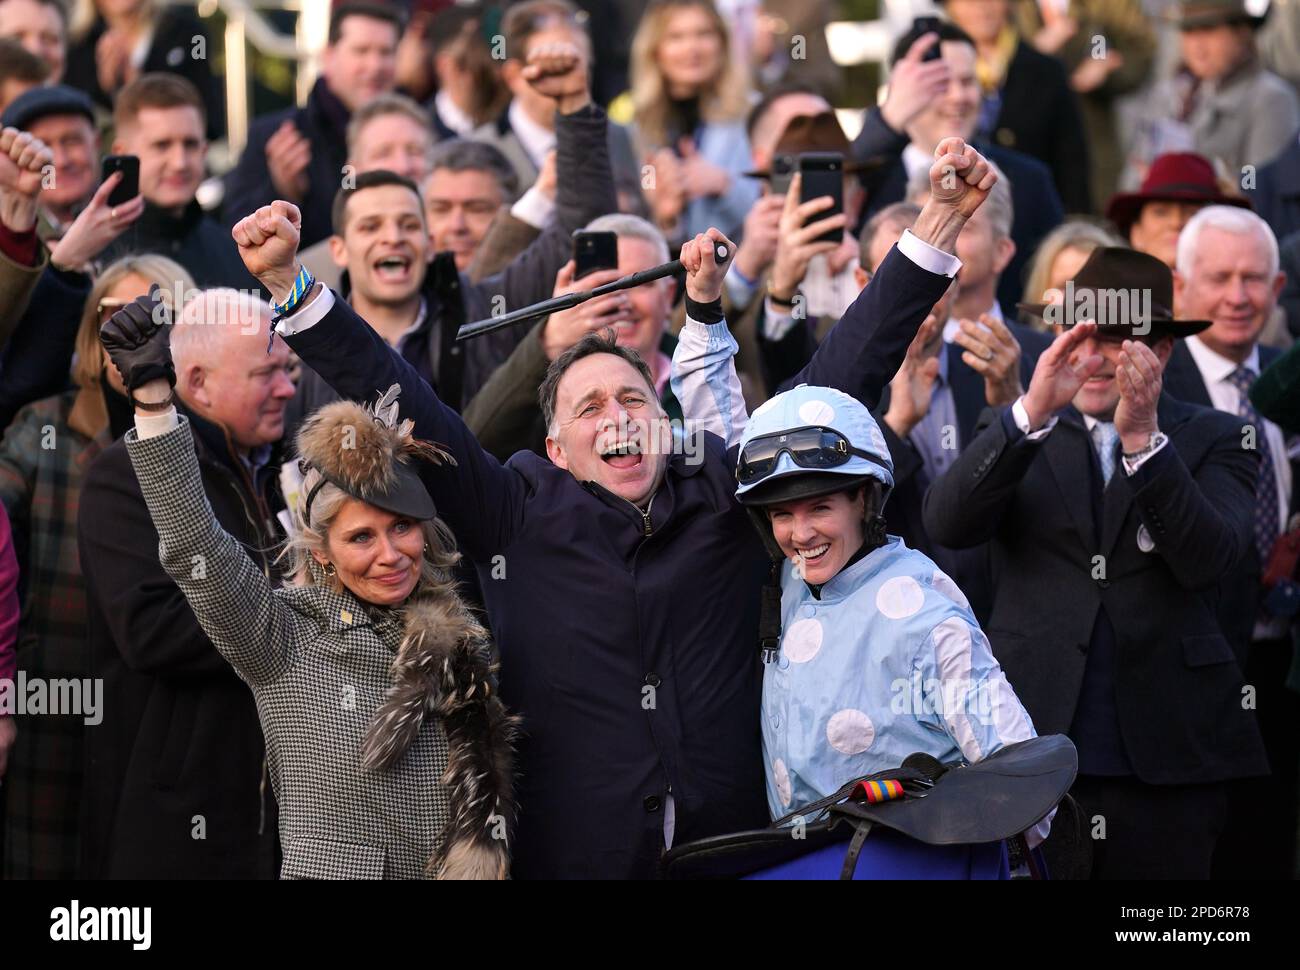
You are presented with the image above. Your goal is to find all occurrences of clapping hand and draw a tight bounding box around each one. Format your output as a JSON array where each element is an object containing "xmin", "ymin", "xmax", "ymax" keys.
[
  {"xmin": 1113, "ymin": 339, "xmax": 1164, "ymax": 452},
  {"xmin": 884, "ymin": 310, "xmax": 943, "ymax": 438},
  {"xmin": 1021, "ymin": 322, "xmax": 1103, "ymax": 429},
  {"xmin": 953, "ymin": 314, "xmax": 1024, "ymax": 407}
]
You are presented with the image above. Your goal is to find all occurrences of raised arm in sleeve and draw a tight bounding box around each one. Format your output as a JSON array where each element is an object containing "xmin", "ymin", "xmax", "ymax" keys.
[
  {"xmin": 278, "ymin": 289, "xmax": 528, "ymax": 562},
  {"xmin": 670, "ymin": 315, "xmax": 749, "ymax": 448},
  {"xmin": 122, "ymin": 416, "xmax": 294, "ymax": 686},
  {"xmin": 477, "ymin": 105, "xmax": 619, "ymax": 317}
]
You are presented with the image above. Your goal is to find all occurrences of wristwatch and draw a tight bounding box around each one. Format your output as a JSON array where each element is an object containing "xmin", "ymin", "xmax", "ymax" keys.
[
  {"xmin": 1122, "ymin": 430, "xmax": 1167, "ymax": 462},
  {"xmin": 130, "ymin": 389, "xmax": 176, "ymax": 412}
]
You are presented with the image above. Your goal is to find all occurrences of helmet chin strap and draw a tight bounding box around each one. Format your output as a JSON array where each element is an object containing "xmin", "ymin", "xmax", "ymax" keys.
[{"xmin": 748, "ymin": 482, "xmax": 889, "ymax": 664}]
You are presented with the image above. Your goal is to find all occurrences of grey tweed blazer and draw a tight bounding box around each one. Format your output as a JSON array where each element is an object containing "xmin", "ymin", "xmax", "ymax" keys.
[{"xmin": 126, "ymin": 418, "xmax": 451, "ymax": 879}]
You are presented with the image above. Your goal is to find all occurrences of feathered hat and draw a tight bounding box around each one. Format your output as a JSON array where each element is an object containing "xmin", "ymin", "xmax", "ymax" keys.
[{"xmin": 295, "ymin": 384, "xmax": 454, "ymax": 526}]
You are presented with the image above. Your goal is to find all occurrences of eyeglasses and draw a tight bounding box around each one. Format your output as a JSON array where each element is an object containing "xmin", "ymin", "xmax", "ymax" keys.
[
  {"xmin": 736, "ymin": 425, "xmax": 889, "ymax": 486},
  {"xmin": 97, "ymin": 297, "xmax": 131, "ymax": 322}
]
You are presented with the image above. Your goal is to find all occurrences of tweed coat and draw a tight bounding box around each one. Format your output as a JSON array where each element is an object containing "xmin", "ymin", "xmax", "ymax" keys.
[{"xmin": 125, "ymin": 417, "xmax": 460, "ymax": 880}]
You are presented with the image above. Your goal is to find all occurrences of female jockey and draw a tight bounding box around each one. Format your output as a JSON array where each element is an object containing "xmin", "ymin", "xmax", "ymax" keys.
[{"xmin": 672, "ymin": 325, "xmax": 1051, "ymax": 846}]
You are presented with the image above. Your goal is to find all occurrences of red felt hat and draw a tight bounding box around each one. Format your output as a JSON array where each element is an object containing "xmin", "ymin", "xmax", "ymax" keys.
[{"xmin": 1105, "ymin": 152, "xmax": 1252, "ymax": 237}]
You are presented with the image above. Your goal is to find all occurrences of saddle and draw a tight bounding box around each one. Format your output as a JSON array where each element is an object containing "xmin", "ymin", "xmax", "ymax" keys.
[{"xmin": 661, "ymin": 735, "xmax": 1079, "ymax": 880}]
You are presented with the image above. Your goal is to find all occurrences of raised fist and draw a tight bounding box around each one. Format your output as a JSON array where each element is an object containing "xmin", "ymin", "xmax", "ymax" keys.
[
  {"xmin": 929, "ymin": 137, "xmax": 997, "ymax": 219},
  {"xmin": 232, "ymin": 200, "xmax": 304, "ymax": 301},
  {"xmin": 100, "ymin": 286, "xmax": 175, "ymax": 392}
]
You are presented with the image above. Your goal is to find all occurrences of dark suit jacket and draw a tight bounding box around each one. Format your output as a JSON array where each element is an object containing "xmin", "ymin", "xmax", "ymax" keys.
[
  {"xmin": 984, "ymin": 40, "xmax": 1092, "ymax": 215},
  {"xmin": 923, "ymin": 394, "xmax": 1268, "ymax": 785},
  {"xmin": 278, "ymin": 240, "xmax": 953, "ymax": 877},
  {"xmin": 875, "ymin": 323, "xmax": 1050, "ymax": 622},
  {"xmin": 1162, "ymin": 341, "xmax": 1292, "ymax": 654},
  {"xmin": 851, "ymin": 108, "xmax": 1065, "ymax": 315},
  {"xmin": 1246, "ymin": 136, "xmax": 1300, "ymax": 243}
]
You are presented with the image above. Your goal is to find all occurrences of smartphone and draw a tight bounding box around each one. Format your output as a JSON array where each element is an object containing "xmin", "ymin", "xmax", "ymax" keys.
[
  {"xmin": 101, "ymin": 155, "xmax": 139, "ymax": 206},
  {"xmin": 769, "ymin": 153, "xmax": 796, "ymax": 195},
  {"xmin": 798, "ymin": 152, "xmax": 844, "ymax": 246},
  {"xmin": 572, "ymin": 230, "xmax": 619, "ymax": 281},
  {"xmin": 913, "ymin": 16, "xmax": 943, "ymax": 60}
]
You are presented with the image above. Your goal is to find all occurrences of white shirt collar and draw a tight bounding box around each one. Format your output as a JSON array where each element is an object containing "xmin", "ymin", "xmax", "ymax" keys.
[
  {"xmin": 434, "ymin": 90, "xmax": 476, "ymax": 138},
  {"xmin": 508, "ymin": 100, "xmax": 556, "ymax": 169},
  {"xmin": 1185, "ymin": 333, "xmax": 1261, "ymax": 384},
  {"xmin": 943, "ymin": 301, "xmax": 1003, "ymax": 343}
]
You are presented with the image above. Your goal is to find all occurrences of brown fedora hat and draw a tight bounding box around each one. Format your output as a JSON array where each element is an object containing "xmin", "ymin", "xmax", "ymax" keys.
[
  {"xmin": 1106, "ymin": 151, "xmax": 1252, "ymax": 236},
  {"xmin": 1018, "ymin": 247, "xmax": 1212, "ymax": 338},
  {"xmin": 745, "ymin": 111, "xmax": 880, "ymax": 179},
  {"xmin": 1174, "ymin": 0, "xmax": 1269, "ymax": 30}
]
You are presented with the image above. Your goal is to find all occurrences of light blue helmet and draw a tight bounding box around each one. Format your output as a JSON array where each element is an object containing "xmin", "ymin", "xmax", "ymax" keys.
[{"xmin": 735, "ymin": 385, "xmax": 894, "ymax": 507}]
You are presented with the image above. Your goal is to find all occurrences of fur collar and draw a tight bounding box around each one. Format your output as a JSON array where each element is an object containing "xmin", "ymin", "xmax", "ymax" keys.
[{"xmin": 361, "ymin": 589, "xmax": 520, "ymax": 880}]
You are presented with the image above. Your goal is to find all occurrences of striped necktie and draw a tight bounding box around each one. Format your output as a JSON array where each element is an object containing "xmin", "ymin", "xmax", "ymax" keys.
[{"xmin": 1228, "ymin": 366, "xmax": 1280, "ymax": 563}]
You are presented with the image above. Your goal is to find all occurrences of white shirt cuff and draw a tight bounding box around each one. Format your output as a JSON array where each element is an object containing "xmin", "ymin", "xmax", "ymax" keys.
[
  {"xmin": 897, "ymin": 229, "xmax": 962, "ymax": 278},
  {"xmin": 511, "ymin": 185, "xmax": 554, "ymax": 230},
  {"xmin": 135, "ymin": 406, "xmax": 179, "ymax": 439},
  {"xmin": 762, "ymin": 297, "xmax": 799, "ymax": 341},
  {"xmin": 1011, "ymin": 397, "xmax": 1057, "ymax": 440},
  {"xmin": 1121, "ymin": 434, "xmax": 1169, "ymax": 475},
  {"xmin": 275, "ymin": 285, "xmax": 334, "ymax": 336}
]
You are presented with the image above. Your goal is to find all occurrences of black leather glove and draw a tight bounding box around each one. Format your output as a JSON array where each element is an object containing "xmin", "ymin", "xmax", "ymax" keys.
[{"xmin": 99, "ymin": 285, "xmax": 175, "ymax": 392}]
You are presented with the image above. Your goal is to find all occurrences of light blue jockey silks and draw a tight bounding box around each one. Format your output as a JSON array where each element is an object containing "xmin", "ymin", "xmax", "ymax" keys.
[
  {"xmin": 667, "ymin": 323, "xmax": 1042, "ymax": 827},
  {"xmin": 734, "ymin": 385, "xmax": 1038, "ymax": 822},
  {"xmin": 762, "ymin": 534, "xmax": 1038, "ymax": 821}
]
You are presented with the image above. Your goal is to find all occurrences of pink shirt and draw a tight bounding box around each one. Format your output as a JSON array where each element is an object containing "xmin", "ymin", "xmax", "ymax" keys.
[{"xmin": 0, "ymin": 502, "xmax": 18, "ymax": 683}]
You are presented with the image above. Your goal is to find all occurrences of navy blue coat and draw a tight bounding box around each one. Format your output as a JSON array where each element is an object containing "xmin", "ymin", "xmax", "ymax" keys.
[{"xmin": 281, "ymin": 243, "xmax": 952, "ymax": 878}]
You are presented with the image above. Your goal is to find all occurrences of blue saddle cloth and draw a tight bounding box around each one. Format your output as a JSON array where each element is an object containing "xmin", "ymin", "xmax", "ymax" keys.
[{"xmin": 744, "ymin": 828, "xmax": 1010, "ymax": 880}]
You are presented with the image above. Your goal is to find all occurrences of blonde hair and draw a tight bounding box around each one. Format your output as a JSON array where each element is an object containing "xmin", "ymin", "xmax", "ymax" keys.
[
  {"xmin": 628, "ymin": 0, "xmax": 751, "ymax": 152},
  {"xmin": 1020, "ymin": 220, "xmax": 1125, "ymax": 329},
  {"xmin": 73, "ymin": 254, "xmax": 194, "ymax": 391},
  {"xmin": 280, "ymin": 469, "xmax": 463, "ymax": 606}
]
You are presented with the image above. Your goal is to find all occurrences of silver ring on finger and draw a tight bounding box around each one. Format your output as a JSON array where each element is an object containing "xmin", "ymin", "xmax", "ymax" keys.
[{"xmin": 110, "ymin": 207, "xmax": 117, "ymax": 220}]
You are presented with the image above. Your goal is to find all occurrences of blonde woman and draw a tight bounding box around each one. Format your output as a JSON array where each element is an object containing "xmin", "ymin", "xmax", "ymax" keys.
[
  {"xmin": 1019, "ymin": 220, "xmax": 1124, "ymax": 331},
  {"xmin": 0, "ymin": 254, "xmax": 191, "ymax": 880},
  {"xmin": 98, "ymin": 289, "xmax": 519, "ymax": 880},
  {"xmin": 63, "ymin": 0, "xmax": 222, "ymax": 138},
  {"xmin": 625, "ymin": 0, "xmax": 758, "ymax": 243}
]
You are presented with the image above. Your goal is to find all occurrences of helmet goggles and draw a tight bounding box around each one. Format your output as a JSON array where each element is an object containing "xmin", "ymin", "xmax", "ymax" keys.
[{"xmin": 736, "ymin": 425, "xmax": 892, "ymax": 487}]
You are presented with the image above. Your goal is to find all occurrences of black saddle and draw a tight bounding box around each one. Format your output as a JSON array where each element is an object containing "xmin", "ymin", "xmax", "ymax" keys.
[{"xmin": 661, "ymin": 735, "xmax": 1078, "ymax": 880}]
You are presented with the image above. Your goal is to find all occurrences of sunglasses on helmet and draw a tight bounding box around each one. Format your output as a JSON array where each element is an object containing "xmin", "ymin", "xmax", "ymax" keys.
[{"xmin": 736, "ymin": 425, "xmax": 890, "ymax": 486}]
